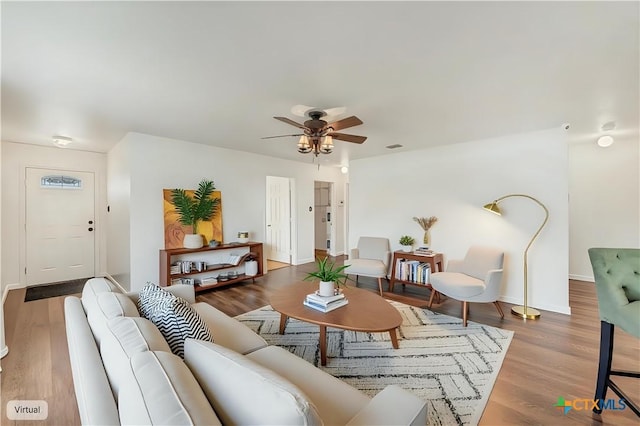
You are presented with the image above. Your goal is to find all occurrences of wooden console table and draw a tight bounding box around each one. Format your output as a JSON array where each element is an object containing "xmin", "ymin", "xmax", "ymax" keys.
[
  {"xmin": 389, "ymin": 250, "xmax": 444, "ymax": 295},
  {"xmin": 159, "ymin": 242, "xmax": 263, "ymax": 293}
]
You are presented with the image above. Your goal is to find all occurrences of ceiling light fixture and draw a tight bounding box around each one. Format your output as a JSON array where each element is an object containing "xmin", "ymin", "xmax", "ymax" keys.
[
  {"xmin": 597, "ymin": 135, "xmax": 614, "ymax": 148},
  {"xmin": 297, "ymin": 134, "xmax": 335, "ymax": 156},
  {"xmin": 597, "ymin": 121, "xmax": 616, "ymax": 148},
  {"xmin": 52, "ymin": 135, "xmax": 72, "ymax": 147},
  {"xmin": 265, "ymin": 110, "xmax": 366, "ymax": 157},
  {"xmin": 340, "ymin": 166, "xmax": 349, "ymax": 174}
]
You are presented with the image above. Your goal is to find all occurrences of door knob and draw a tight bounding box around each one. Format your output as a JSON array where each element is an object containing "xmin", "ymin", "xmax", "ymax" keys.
[{"xmin": 88, "ymin": 227, "xmax": 94, "ymax": 232}]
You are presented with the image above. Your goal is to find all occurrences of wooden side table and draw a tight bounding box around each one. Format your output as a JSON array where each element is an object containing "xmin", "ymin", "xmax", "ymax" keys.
[{"xmin": 389, "ymin": 250, "xmax": 444, "ymax": 294}]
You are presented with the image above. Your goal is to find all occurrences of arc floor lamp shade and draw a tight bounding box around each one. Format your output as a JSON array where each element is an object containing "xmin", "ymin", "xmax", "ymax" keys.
[{"xmin": 483, "ymin": 194, "xmax": 549, "ymax": 320}]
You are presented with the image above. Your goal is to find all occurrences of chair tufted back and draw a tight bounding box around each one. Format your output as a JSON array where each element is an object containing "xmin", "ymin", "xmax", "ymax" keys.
[{"xmin": 588, "ymin": 248, "xmax": 640, "ymax": 338}]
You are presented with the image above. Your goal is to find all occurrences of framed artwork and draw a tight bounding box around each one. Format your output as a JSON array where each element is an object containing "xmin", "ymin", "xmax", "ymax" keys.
[{"xmin": 163, "ymin": 189, "xmax": 223, "ymax": 249}]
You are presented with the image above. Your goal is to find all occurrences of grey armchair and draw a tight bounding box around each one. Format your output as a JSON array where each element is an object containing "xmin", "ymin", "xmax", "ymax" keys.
[
  {"xmin": 588, "ymin": 248, "xmax": 640, "ymax": 417},
  {"xmin": 344, "ymin": 237, "xmax": 391, "ymax": 296},
  {"xmin": 428, "ymin": 246, "xmax": 505, "ymax": 326}
]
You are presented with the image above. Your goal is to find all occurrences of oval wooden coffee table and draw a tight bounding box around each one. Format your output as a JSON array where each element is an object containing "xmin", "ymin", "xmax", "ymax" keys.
[{"xmin": 270, "ymin": 281, "xmax": 402, "ymax": 366}]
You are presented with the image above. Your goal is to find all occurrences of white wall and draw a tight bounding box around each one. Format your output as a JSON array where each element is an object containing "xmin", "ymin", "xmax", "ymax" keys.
[
  {"xmin": 349, "ymin": 127, "xmax": 570, "ymax": 315},
  {"xmin": 106, "ymin": 139, "xmax": 132, "ymax": 289},
  {"xmin": 1, "ymin": 142, "xmax": 108, "ymax": 292},
  {"xmin": 0, "ymin": 144, "xmax": 7, "ymax": 361},
  {"xmin": 108, "ymin": 133, "xmax": 346, "ymax": 291},
  {"xmin": 568, "ymin": 135, "xmax": 640, "ymax": 281}
]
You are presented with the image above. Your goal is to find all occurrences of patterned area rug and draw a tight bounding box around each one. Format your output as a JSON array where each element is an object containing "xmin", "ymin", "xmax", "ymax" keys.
[{"xmin": 236, "ymin": 301, "xmax": 513, "ymax": 425}]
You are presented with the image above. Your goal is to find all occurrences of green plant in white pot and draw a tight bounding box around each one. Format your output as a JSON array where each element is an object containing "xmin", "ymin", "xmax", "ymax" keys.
[
  {"xmin": 171, "ymin": 179, "xmax": 220, "ymax": 249},
  {"xmin": 399, "ymin": 235, "xmax": 415, "ymax": 252},
  {"xmin": 304, "ymin": 257, "xmax": 350, "ymax": 296}
]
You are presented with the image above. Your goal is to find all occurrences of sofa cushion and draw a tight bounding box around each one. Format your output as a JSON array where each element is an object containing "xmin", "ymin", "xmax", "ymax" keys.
[
  {"xmin": 247, "ymin": 345, "xmax": 371, "ymax": 425},
  {"xmin": 430, "ymin": 272, "xmax": 486, "ymax": 298},
  {"xmin": 100, "ymin": 317, "xmax": 172, "ymax": 399},
  {"xmin": 138, "ymin": 283, "xmax": 213, "ymax": 358},
  {"xmin": 64, "ymin": 297, "xmax": 120, "ymax": 426},
  {"xmin": 81, "ymin": 277, "xmax": 117, "ymax": 316},
  {"xmin": 118, "ymin": 351, "xmax": 221, "ymax": 426},
  {"xmin": 184, "ymin": 339, "xmax": 322, "ymax": 426},
  {"xmin": 192, "ymin": 302, "xmax": 267, "ymax": 354},
  {"xmin": 87, "ymin": 292, "xmax": 140, "ymax": 344}
]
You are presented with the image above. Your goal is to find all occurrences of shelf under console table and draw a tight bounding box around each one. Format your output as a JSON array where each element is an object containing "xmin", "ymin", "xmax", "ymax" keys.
[{"xmin": 388, "ymin": 250, "xmax": 444, "ymax": 300}]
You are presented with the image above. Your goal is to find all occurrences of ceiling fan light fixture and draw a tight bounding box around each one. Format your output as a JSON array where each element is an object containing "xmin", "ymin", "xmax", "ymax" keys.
[
  {"xmin": 267, "ymin": 112, "xmax": 366, "ymax": 157},
  {"xmin": 320, "ymin": 135, "xmax": 334, "ymax": 154},
  {"xmin": 297, "ymin": 135, "xmax": 312, "ymax": 153}
]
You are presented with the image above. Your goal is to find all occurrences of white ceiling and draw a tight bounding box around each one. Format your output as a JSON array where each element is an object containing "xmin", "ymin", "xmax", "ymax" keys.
[{"xmin": 2, "ymin": 1, "xmax": 638, "ymax": 167}]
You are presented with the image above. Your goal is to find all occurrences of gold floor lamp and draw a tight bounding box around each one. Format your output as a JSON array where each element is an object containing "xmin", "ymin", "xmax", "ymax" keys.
[{"xmin": 483, "ymin": 194, "xmax": 549, "ymax": 320}]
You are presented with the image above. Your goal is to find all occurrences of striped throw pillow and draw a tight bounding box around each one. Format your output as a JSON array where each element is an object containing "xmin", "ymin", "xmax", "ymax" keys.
[{"xmin": 137, "ymin": 283, "xmax": 213, "ymax": 358}]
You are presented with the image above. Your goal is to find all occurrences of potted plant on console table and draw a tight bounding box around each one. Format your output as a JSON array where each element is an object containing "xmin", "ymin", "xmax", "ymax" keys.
[
  {"xmin": 399, "ymin": 235, "xmax": 415, "ymax": 252},
  {"xmin": 304, "ymin": 257, "xmax": 350, "ymax": 297},
  {"xmin": 171, "ymin": 179, "xmax": 221, "ymax": 249}
]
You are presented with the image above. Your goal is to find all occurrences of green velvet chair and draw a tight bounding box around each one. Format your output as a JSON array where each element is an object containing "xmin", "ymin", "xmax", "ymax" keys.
[{"xmin": 588, "ymin": 248, "xmax": 640, "ymax": 417}]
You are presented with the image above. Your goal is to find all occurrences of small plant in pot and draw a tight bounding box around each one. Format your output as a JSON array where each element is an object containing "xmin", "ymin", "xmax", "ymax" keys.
[
  {"xmin": 171, "ymin": 179, "xmax": 220, "ymax": 249},
  {"xmin": 399, "ymin": 235, "xmax": 415, "ymax": 252},
  {"xmin": 304, "ymin": 257, "xmax": 350, "ymax": 297}
]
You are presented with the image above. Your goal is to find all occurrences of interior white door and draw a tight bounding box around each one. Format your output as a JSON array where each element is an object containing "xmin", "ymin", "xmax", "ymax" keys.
[
  {"xmin": 25, "ymin": 168, "xmax": 95, "ymax": 285},
  {"xmin": 265, "ymin": 176, "xmax": 291, "ymax": 263}
]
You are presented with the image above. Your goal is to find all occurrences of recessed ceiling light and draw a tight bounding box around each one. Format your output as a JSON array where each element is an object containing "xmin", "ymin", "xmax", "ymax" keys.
[
  {"xmin": 53, "ymin": 135, "xmax": 72, "ymax": 147},
  {"xmin": 340, "ymin": 166, "xmax": 349, "ymax": 174},
  {"xmin": 597, "ymin": 135, "xmax": 614, "ymax": 148}
]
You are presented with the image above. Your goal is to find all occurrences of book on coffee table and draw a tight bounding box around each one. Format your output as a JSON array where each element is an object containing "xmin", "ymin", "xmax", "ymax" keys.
[
  {"xmin": 303, "ymin": 298, "xmax": 349, "ymax": 313},
  {"xmin": 306, "ymin": 292, "xmax": 345, "ymax": 306}
]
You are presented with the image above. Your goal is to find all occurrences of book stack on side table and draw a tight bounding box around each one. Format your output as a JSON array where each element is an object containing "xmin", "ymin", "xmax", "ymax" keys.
[
  {"xmin": 413, "ymin": 247, "xmax": 435, "ymax": 256},
  {"xmin": 303, "ymin": 291, "xmax": 349, "ymax": 313}
]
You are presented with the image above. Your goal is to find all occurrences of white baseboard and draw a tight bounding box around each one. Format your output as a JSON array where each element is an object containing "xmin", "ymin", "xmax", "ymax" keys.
[
  {"xmin": 569, "ymin": 274, "xmax": 594, "ymax": 282},
  {"xmin": 2, "ymin": 283, "xmax": 25, "ymax": 305},
  {"xmin": 296, "ymin": 257, "xmax": 315, "ymax": 266}
]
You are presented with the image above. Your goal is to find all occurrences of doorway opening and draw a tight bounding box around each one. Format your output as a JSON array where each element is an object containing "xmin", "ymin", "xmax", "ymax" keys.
[
  {"xmin": 314, "ymin": 181, "xmax": 335, "ymax": 259},
  {"xmin": 265, "ymin": 176, "xmax": 293, "ymax": 270}
]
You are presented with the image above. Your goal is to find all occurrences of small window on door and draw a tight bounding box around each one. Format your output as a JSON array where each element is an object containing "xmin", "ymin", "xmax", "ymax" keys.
[{"xmin": 40, "ymin": 175, "xmax": 82, "ymax": 189}]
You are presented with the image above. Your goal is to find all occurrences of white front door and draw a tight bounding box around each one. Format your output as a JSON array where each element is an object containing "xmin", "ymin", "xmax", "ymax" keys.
[
  {"xmin": 25, "ymin": 168, "xmax": 95, "ymax": 285},
  {"xmin": 265, "ymin": 176, "xmax": 291, "ymax": 263}
]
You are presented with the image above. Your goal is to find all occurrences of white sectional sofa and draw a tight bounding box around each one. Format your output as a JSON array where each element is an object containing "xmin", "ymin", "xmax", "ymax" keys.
[{"xmin": 65, "ymin": 277, "xmax": 428, "ymax": 425}]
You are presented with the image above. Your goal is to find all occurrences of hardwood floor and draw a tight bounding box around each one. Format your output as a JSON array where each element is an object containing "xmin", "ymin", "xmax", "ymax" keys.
[{"xmin": 2, "ymin": 258, "xmax": 638, "ymax": 425}]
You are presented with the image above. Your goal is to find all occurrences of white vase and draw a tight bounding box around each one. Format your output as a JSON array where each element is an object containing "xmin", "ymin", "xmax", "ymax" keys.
[
  {"xmin": 183, "ymin": 234, "xmax": 204, "ymax": 249},
  {"xmin": 318, "ymin": 281, "xmax": 335, "ymax": 297},
  {"xmin": 401, "ymin": 245, "xmax": 412, "ymax": 252},
  {"xmin": 245, "ymin": 260, "xmax": 258, "ymax": 276}
]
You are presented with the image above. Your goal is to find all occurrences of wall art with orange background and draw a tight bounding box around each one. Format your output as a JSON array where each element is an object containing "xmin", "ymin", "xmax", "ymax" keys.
[{"xmin": 163, "ymin": 189, "xmax": 223, "ymax": 249}]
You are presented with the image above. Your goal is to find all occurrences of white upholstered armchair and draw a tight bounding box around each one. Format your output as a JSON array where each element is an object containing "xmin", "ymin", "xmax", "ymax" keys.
[
  {"xmin": 344, "ymin": 237, "xmax": 391, "ymax": 296},
  {"xmin": 428, "ymin": 246, "xmax": 505, "ymax": 326}
]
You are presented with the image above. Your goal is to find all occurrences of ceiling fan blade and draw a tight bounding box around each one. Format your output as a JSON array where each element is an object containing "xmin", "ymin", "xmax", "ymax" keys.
[
  {"xmin": 261, "ymin": 134, "xmax": 304, "ymax": 139},
  {"xmin": 327, "ymin": 116, "xmax": 363, "ymax": 131},
  {"xmin": 330, "ymin": 133, "xmax": 367, "ymax": 144},
  {"xmin": 274, "ymin": 116, "xmax": 306, "ymax": 129}
]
